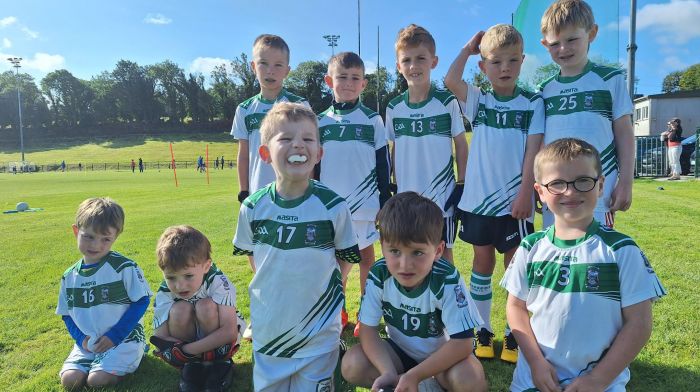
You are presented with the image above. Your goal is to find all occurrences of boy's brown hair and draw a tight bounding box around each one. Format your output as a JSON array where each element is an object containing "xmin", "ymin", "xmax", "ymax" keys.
[
  {"xmin": 534, "ymin": 138, "xmax": 602, "ymax": 183},
  {"xmin": 253, "ymin": 34, "xmax": 290, "ymax": 62},
  {"xmin": 327, "ymin": 51, "xmax": 365, "ymax": 75},
  {"xmin": 541, "ymin": 0, "xmax": 595, "ymax": 35},
  {"xmin": 75, "ymin": 197, "xmax": 125, "ymax": 235},
  {"xmin": 480, "ymin": 24, "xmax": 524, "ymax": 58},
  {"xmin": 259, "ymin": 102, "xmax": 319, "ymax": 145},
  {"xmin": 156, "ymin": 225, "xmax": 212, "ymax": 271},
  {"xmin": 376, "ymin": 191, "xmax": 443, "ymax": 246},
  {"xmin": 395, "ymin": 24, "xmax": 436, "ymax": 56}
]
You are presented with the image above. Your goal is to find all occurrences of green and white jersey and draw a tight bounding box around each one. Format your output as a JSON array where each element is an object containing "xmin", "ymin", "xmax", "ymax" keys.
[
  {"xmin": 152, "ymin": 263, "xmax": 236, "ymax": 329},
  {"xmin": 359, "ymin": 258, "xmax": 483, "ymax": 362},
  {"xmin": 318, "ymin": 102, "xmax": 387, "ymax": 221},
  {"xmin": 230, "ymin": 89, "xmax": 310, "ymax": 192},
  {"xmin": 539, "ymin": 62, "xmax": 633, "ymax": 214},
  {"xmin": 458, "ymin": 85, "xmax": 544, "ymax": 217},
  {"xmin": 386, "ymin": 88, "xmax": 465, "ymax": 216},
  {"xmin": 56, "ymin": 251, "xmax": 152, "ymax": 345},
  {"xmin": 500, "ymin": 221, "xmax": 666, "ymax": 391},
  {"xmin": 232, "ymin": 180, "xmax": 361, "ymax": 358}
]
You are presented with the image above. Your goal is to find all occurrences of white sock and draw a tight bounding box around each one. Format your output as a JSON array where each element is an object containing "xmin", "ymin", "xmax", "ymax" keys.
[{"xmin": 470, "ymin": 271, "xmax": 493, "ymax": 332}]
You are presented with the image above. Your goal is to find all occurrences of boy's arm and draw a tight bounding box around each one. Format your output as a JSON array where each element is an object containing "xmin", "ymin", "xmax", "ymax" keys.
[
  {"xmin": 95, "ymin": 295, "xmax": 149, "ymax": 352},
  {"xmin": 62, "ymin": 315, "xmax": 89, "ymax": 350},
  {"xmin": 358, "ymin": 324, "xmax": 400, "ymax": 390},
  {"xmin": 453, "ymin": 133, "xmax": 468, "ymax": 183},
  {"xmin": 610, "ymin": 115, "xmax": 634, "ymax": 213},
  {"xmin": 564, "ymin": 300, "xmax": 652, "ymax": 392},
  {"xmin": 182, "ymin": 304, "xmax": 238, "ymax": 355},
  {"xmin": 507, "ymin": 294, "xmax": 562, "ymax": 392},
  {"xmin": 397, "ymin": 337, "xmax": 472, "ymax": 390},
  {"xmin": 444, "ymin": 31, "xmax": 484, "ymax": 102},
  {"xmin": 236, "ymin": 140, "xmax": 250, "ymax": 199},
  {"xmin": 512, "ymin": 133, "xmax": 544, "ymax": 219}
]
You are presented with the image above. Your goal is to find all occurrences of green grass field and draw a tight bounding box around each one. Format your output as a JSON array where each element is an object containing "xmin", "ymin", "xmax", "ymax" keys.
[{"xmin": 1, "ymin": 137, "xmax": 699, "ymax": 391}]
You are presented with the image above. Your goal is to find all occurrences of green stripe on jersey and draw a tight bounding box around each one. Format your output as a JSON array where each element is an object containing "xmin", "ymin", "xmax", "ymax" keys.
[
  {"xmin": 472, "ymin": 104, "xmax": 535, "ymax": 132},
  {"xmin": 392, "ymin": 113, "xmax": 452, "ymax": 139},
  {"xmin": 66, "ymin": 281, "xmax": 130, "ymax": 308},
  {"xmin": 244, "ymin": 113, "xmax": 266, "ymax": 132},
  {"xmin": 544, "ymin": 90, "xmax": 613, "ymax": 121},
  {"xmin": 251, "ymin": 219, "xmax": 334, "ymax": 251},
  {"xmin": 471, "ymin": 174, "xmax": 522, "ymax": 216},
  {"xmin": 382, "ymin": 301, "xmax": 444, "ymax": 338},
  {"xmin": 600, "ymin": 143, "xmax": 618, "ymax": 176},
  {"xmin": 320, "ymin": 123, "xmax": 375, "ymax": 146},
  {"xmin": 123, "ymin": 324, "xmax": 145, "ymax": 343},
  {"xmin": 527, "ymin": 261, "xmax": 621, "ymax": 301}
]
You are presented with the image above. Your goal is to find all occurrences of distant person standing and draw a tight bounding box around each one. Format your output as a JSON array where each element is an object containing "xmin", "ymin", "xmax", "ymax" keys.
[
  {"xmin": 220, "ymin": 156, "xmax": 225, "ymax": 169},
  {"xmin": 130, "ymin": 159, "xmax": 136, "ymax": 173},
  {"xmin": 138, "ymin": 158, "xmax": 144, "ymax": 173},
  {"xmin": 215, "ymin": 157, "xmax": 220, "ymax": 170},
  {"xmin": 662, "ymin": 118, "xmax": 683, "ymax": 180},
  {"xmin": 61, "ymin": 160, "xmax": 66, "ymax": 172}
]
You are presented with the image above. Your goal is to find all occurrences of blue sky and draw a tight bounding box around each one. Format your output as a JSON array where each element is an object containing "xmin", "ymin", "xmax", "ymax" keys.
[{"xmin": 1, "ymin": 0, "xmax": 699, "ymax": 95}]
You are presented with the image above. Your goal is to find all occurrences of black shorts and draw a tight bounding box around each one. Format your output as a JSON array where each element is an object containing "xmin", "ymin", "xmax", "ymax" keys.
[
  {"xmin": 458, "ymin": 211, "xmax": 533, "ymax": 253},
  {"xmin": 442, "ymin": 216, "xmax": 458, "ymax": 248},
  {"xmin": 385, "ymin": 338, "xmax": 419, "ymax": 372}
]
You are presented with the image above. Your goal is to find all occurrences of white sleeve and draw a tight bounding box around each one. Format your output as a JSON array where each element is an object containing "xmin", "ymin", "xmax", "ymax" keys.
[
  {"xmin": 56, "ymin": 277, "xmax": 69, "ymax": 316},
  {"xmin": 385, "ymin": 107, "xmax": 396, "ymax": 141},
  {"xmin": 500, "ymin": 245, "xmax": 530, "ymax": 301},
  {"xmin": 373, "ymin": 114, "xmax": 388, "ymax": 150},
  {"xmin": 208, "ymin": 270, "xmax": 237, "ymax": 308},
  {"xmin": 333, "ymin": 202, "xmax": 358, "ymax": 251},
  {"xmin": 449, "ymin": 97, "xmax": 465, "ymax": 137},
  {"xmin": 152, "ymin": 285, "xmax": 175, "ymax": 329},
  {"xmin": 528, "ymin": 94, "xmax": 546, "ymax": 135},
  {"xmin": 617, "ymin": 246, "xmax": 667, "ymax": 308},
  {"xmin": 122, "ymin": 264, "xmax": 153, "ymax": 301},
  {"xmin": 462, "ymin": 84, "xmax": 482, "ymax": 123},
  {"xmin": 611, "ymin": 73, "xmax": 633, "ymax": 120},
  {"xmin": 441, "ymin": 273, "xmax": 484, "ymax": 335},
  {"xmin": 357, "ymin": 268, "xmax": 385, "ymax": 327},
  {"xmin": 232, "ymin": 204, "xmax": 255, "ymax": 254},
  {"xmin": 231, "ymin": 105, "xmax": 248, "ymax": 139}
]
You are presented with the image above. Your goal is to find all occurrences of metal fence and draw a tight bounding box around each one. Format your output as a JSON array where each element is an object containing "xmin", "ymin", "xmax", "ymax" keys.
[
  {"xmin": 1, "ymin": 160, "xmax": 235, "ymax": 173},
  {"xmin": 635, "ymin": 128, "xmax": 699, "ymax": 178}
]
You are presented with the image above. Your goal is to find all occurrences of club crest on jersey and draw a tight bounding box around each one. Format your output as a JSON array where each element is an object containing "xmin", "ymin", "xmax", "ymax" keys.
[
  {"xmin": 584, "ymin": 94, "xmax": 593, "ymax": 109},
  {"xmin": 355, "ymin": 127, "xmax": 363, "ymax": 138},
  {"xmin": 454, "ymin": 285, "xmax": 469, "ymax": 308},
  {"xmin": 316, "ymin": 378, "xmax": 332, "ymax": 392},
  {"xmin": 304, "ymin": 224, "xmax": 317, "ymax": 245},
  {"xmin": 101, "ymin": 287, "xmax": 110, "ymax": 301},
  {"xmin": 640, "ymin": 251, "xmax": 655, "ymax": 273},
  {"xmin": 220, "ymin": 275, "xmax": 230, "ymax": 290},
  {"xmin": 428, "ymin": 314, "xmax": 439, "ymax": 336},
  {"xmin": 514, "ymin": 112, "xmax": 523, "ymax": 129},
  {"xmin": 429, "ymin": 119, "xmax": 436, "ymax": 131},
  {"xmin": 585, "ymin": 266, "xmax": 600, "ymax": 290}
]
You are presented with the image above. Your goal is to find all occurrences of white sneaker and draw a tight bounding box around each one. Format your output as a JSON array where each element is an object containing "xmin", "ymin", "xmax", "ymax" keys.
[
  {"xmin": 418, "ymin": 377, "xmax": 445, "ymax": 392},
  {"xmin": 242, "ymin": 323, "xmax": 253, "ymax": 341}
]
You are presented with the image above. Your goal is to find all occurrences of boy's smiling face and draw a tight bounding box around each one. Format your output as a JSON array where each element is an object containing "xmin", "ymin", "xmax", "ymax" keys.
[
  {"xmin": 73, "ymin": 224, "xmax": 118, "ymax": 264},
  {"xmin": 259, "ymin": 118, "xmax": 322, "ymax": 183},
  {"xmin": 479, "ymin": 44, "xmax": 524, "ymax": 96},
  {"xmin": 251, "ymin": 46, "xmax": 291, "ymax": 95},
  {"xmin": 396, "ymin": 44, "xmax": 438, "ymax": 89},
  {"xmin": 541, "ymin": 24, "xmax": 598, "ymax": 76},
  {"xmin": 325, "ymin": 65, "xmax": 367, "ymax": 103}
]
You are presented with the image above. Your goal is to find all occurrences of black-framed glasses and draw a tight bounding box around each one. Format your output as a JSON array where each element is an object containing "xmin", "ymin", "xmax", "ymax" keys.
[{"xmin": 541, "ymin": 176, "xmax": 598, "ymax": 195}]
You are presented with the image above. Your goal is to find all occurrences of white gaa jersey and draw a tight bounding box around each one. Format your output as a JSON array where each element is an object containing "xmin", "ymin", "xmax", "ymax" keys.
[
  {"xmin": 232, "ymin": 180, "xmax": 361, "ymax": 358},
  {"xmin": 230, "ymin": 89, "xmax": 310, "ymax": 192},
  {"xmin": 501, "ymin": 221, "xmax": 666, "ymax": 391},
  {"xmin": 152, "ymin": 263, "xmax": 237, "ymax": 329},
  {"xmin": 539, "ymin": 62, "xmax": 633, "ymax": 214},
  {"xmin": 359, "ymin": 258, "xmax": 483, "ymax": 362},
  {"xmin": 386, "ymin": 88, "xmax": 465, "ymax": 216},
  {"xmin": 318, "ymin": 102, "xmax": 387, "ymax": 221},
  {"xmin": 56, "ymin": 251, "xmax": 152, "ymax": 346},
  {"xmin": 459, "ymin": 85, "xmax": 544, "ymax": 217}
]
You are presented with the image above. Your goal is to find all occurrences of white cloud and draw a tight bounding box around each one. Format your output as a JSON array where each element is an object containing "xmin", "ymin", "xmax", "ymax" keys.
[
  {"xmin": 20, "ymin": 26, "xmax": 38, "ymax": 39},
  {"xmin": 618, "ymin": 0, "xmax": 700, "ymax": 44},
  {"xmin": 364, "ymin": 60, "xmax": 377, "ymax": 74},
  {"xmin": 0, "ymin": 16, "xmax": 17, "ymax": 27},
  {"xmin": 520, "ymin": 52, "xmax": 547, "ymax": 84},
  {"xmin": 663, "ymin": 56, "xmax": 688, "ymax": 71},
  {"xmin": 144, "ymin": 13, "xmax": 172, "ymax": 25},
  {"xmin": 24, "ymin": 52, "xmax": 65, "ymax": 72},
  {"xmin": 3, "ymin": 38, "xmax": 10, "ymax": 48},
  {"xmin": 189, "ymin": 57, "xmax": 230, "ymax": 76}
]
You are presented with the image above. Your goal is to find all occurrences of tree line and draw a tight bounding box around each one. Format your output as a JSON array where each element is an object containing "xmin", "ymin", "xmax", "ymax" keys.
[{"xmin": 662, "ymin": 63, "xmax": 700, "ymax": 93}]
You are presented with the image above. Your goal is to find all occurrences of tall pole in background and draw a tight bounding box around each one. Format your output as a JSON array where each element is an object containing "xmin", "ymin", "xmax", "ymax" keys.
[
  {"xmin": 626, "ymin": 0, "xmax": 637, "ymax": 100},
  {"xmin": 357, "ymin": 0, "xmax": 361, "ymax": 56},
  {"xmin": 7, "ymin": 57, "xmax": 25, "ymax": 162},
  {"xmin": 376, "ymin": 25, "xmax": 380, "ymax": 113},
  {"xmin": 323, "ymin": 34, "xmax": 340, "ymax": 57}
]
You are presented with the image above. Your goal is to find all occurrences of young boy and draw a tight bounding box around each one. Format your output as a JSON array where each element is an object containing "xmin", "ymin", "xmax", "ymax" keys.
[
  {"xmin": 56, "ymin": 197, "xmax": 152, "ymax": 389},
  {"xmin": 539, "ymin": 0, "xmax": 635, "ymax": 228},
  {"xmin": 444, "ymin": 25, "xmax": 544, "ymax": 363},
  {"xmin": 151, "ymin": 225, "xmax": 244, "ymax": 391},
  {"xmin": 318, "ymin": 51, "xmax": 392, "ymax": 336},
  {"xmin": 341, "ymin": 192, "xmax": 487, "ymax": 392},
  {"xmin": 386, "ymin": 24, "xmax": 468, "ymax": 264},
  {"xmin": 232, "ymin": 102, "xmax": 361, "ymax": 391},
  {"xmin": 501, "ymin": 138, "xmax": 666, "ymax": 392}
]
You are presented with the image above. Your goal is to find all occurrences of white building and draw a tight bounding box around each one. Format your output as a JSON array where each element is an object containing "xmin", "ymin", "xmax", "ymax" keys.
[{"xmin": 633, "ymin": 90, "xmax": 700, "ymax": 137}]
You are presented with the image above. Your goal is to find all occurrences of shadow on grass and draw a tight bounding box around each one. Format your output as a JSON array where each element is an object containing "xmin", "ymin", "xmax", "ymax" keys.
[{"xmin": 628, "ymin": 360, "xmax": 700, "ymax": 391}]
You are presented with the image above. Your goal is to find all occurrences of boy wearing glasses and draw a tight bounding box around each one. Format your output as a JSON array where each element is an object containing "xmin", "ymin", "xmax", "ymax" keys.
[{"xmin": 501, "ymin": 138, "xmax": 666, "ymax": 392}]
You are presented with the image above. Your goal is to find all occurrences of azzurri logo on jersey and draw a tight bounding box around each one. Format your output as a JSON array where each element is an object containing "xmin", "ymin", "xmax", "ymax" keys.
[{"xmin": 585, "ymin": 266, "xmax": 600, "ymax": 290}]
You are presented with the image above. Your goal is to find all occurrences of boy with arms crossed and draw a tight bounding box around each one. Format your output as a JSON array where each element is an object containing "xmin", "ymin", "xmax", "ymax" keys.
[
  {"xmin": 57, "ymin": 198, "xmax": 152, "ymax": 389},
  {"xmin": 501, "ymin": 138, "xmax": 666, "ymax": 392},
  {"xmin": 233, "ymin": 102, "xmax": 361, "ymax": 391},
  {"xmin": 444, "ymin": 25, "xmax": 544, "ymax": 363},
  {"xmin": 318, "ymin": 51, "xmax": 392, "ymax": 336},
  {"xmin": 386, "ymin": 24, "xmax": 468, "ymax": 263},
  {"xmin": 151, "ymin": 225, "xmax": 244, "ymax": 392},
  {"xmin": 539, "ymin": 0, "xmax": 634, "ymax": 228},
  {"xmin": 342, "ymin": 192, "xmax": 486, "ymax": 392}
]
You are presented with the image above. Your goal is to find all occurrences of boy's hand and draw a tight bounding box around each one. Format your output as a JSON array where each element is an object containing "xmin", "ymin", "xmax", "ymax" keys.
[
  {"xmin": 150, "ymin": 336, "xmax": 200, "ymax": 369},
  {"xmin": 563, "ymin": 373, "xmax": 608, "ymax": 392},
  {"xmin": 609, "ymin": 181, "xmax": 632, "ymax": 212},
  {"xmin": 465, "ymin": 31, "xmax": 486, "ymax": 56},
  {"xmin": 511, "ymin": 189, "xmax": 533, "ymax": 220},
  {"xmin": 443, "ymin": 183, "xmax": 464, "ymax": 212},
  {"xmin": 81, "ymin": 336, "xmax": 92, "ymax": 352},
  {"xmin": 531, "ymin": 358, "xmax": 563, "ymax": 392},
  {"xmin": 237, "ymin": 190, "xmax": 249, "ymax": 203},
  {"xmin": 371, "ymin": 372, "xmax": 399, "ymax": 392},
  {"xmin": 393, "ymin": 372, "xmax": 420, "ymax": 392},
  {"xmin": 92, "ymin": 336, "xmax": 115, "ymax": 353}
]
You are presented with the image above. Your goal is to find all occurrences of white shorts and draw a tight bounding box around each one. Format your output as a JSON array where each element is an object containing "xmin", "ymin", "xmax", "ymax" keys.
[
  {"xmin": 542, "ymin": 206, "xmax": 615, "ymax": 229},
  {"xmin": 253, "ymin": 348, "xmax": 339, "ymax": 392},
  {"xmin": 352, "ymin": 220, "xmax": 379, "ymax": 249},
  {"xmin": 59, "ymin": 340, "xmax": 145, "ymax": 377}
]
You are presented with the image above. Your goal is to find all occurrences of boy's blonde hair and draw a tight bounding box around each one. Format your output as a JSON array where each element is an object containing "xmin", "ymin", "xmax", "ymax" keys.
[
  {"xmin": 156, "ymin": 225, "xmax": 211, "ymax": 271},
  {"xmin": 395, "ymin": 24, "xmax": 436, "ymax": 56},
  {"xmin": 376, "ymin": 192, "xmax": 443, "ymax": 246},
  {"xmin": 253, "ymin": 34, "xmax": 290, "ymax": 62},
  {"xmin": 541, "ymin": 0, "xmax": 595, "ymax": 35},
  {"xmin": 328, "ymin": 51, "xmax": 365, "ymax": 75},
  {"xmin": 480, "ymin": 24, "xmax": 523, "ymax": 58},
  {"xmin": 259, "ymin": 102, "xmax": 319, "ymax": 145},
  {"xmin": 534, "ymin": 138, "xmax": 602, "ymax": 183},
  {"xmin": 75, "ymin": 197, "xmax": 124, "ymax": 235}
]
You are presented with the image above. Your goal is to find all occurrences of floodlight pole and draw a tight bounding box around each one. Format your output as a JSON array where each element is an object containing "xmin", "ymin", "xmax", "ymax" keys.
[
  {"xmin": 626, "ymin": 0, "xmax": 637, "ymax": 99},
  {"xmin": 323, "ymin": 34, "xmax": 340, "ymax": 57},
  {"xmin": 7, "ymin": 57, "xmax": 24, "ymax": 162}
]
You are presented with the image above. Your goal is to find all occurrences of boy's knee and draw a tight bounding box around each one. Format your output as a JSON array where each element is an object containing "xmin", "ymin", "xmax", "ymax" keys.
[
  {"xmin": 443, "ymin": 356, "xmax": 487, "ymax": 392},
  {"xmin": 169, "ymin": 300, "xmax": 195, "ymax": 325},
  {"xmin": 86, "ymin": 371, "xmax": 120, "ymax": 387},
  {"xmin": 60, "ymin": 370, "xmax": 87, "ymax": 390},
  {"xmin": 194, "ymin": 297, "xmax": 218, "ymax": 320},
  {"xmin": 340, "ymin": 345, "xmax": 370, "ymax": 384}
]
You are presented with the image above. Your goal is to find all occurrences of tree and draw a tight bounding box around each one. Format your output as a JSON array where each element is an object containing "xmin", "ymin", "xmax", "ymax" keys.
[
  {"xmin": 362, "ymin": 66, "xmax": 395, "ymax": 115},
  {"xmin": 181, "ymin": 73, "xmax": 212, "ymax": 123},
  {"xmin": 41, "ymin": 69, "xmax": 94, "ymax": 127},
  {"xmin": 284, "ymin": 61, "xmax": 332, "ymax": 113},
  {"xmin": 231, "ymin": 53, "xmax": 257, "ymax": 103},
  {"xmin": 111, "ymin": 60, "xmax": 160, "ymax": 124},
  {"xmin": 679, "ymin": 64, "xmax": 700, "ymax": 91},
  {"xmin": 662, "ymin": 70, "xmax": 683, "ymax": 93},
  {"xmin": 88, "ymin": 71, "xmax": 118, "ymax": 125},
  {"xmin": 148, "ymin": 60, "xmax": 186, "ymax": 123},
  {"xmin": 209, "ymin": 64, "xmax": 238, "ymax": 121},
  {"xmin": 0, "ymin": 70, "xmax": 49, "ymax": 128}
]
